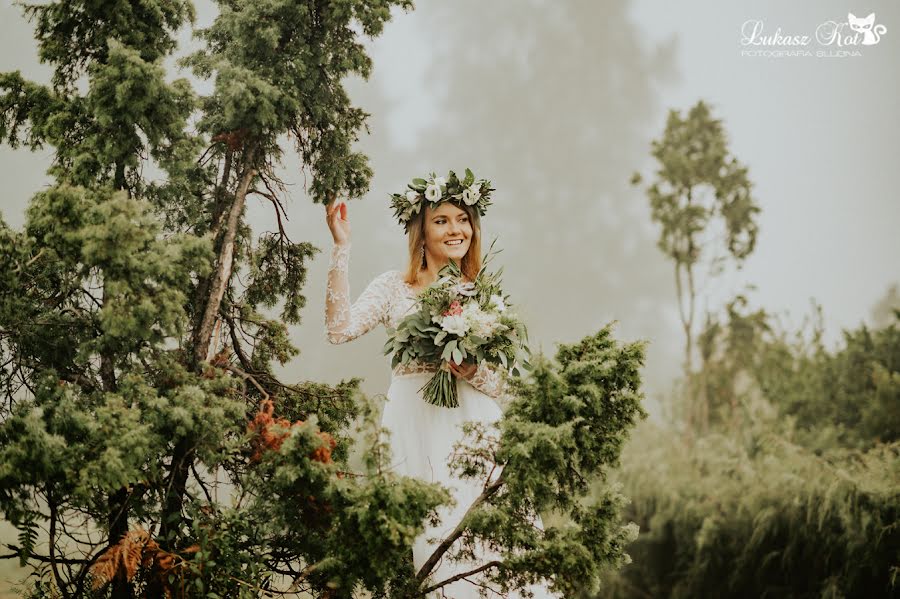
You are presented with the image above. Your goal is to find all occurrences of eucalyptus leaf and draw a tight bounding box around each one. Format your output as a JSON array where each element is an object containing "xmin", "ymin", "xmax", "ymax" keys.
[{"xmin": 441, "ymin": 343, "xmax": 455, "ymax": 362}]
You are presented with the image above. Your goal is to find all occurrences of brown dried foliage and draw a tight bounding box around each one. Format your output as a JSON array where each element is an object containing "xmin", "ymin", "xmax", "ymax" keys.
[
  {"xmin": 201, "ymin": 348, "xmax": 232, "ymax": 379},
  {"xmin": 211, "ymin": 128, "xmax": 249, "ymax": 151},
  {"xmin": 247, "ymin": 399, "xmax": 337, "ymax": 464},
  {"xmin": 90, "ymin": 528, "xmax": 196, "ymax": 596}
]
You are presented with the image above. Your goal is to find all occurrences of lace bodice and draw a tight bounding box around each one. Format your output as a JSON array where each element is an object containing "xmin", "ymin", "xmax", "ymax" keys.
[{"xmin": 324, "ymin": 242, "xmax": 509, "ymax": 400}]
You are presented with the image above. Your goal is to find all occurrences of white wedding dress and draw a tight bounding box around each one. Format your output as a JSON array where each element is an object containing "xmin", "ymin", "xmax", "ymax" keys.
[{"xmin": 325, "ymin": 243, "xmax": 554, "ymax": 599}]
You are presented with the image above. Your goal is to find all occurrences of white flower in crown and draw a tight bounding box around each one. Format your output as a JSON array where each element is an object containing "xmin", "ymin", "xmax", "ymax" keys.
[
  {"xmin": 390, "ymin": 168, "xmax": 494, "ymax": 231},
  {"xmin": 425, "ymin": 184, "xmax": 441, "ymax": 202},
  {"xmin": 462, "ymin": 186, "xmax": 480, "ymax": 206}
]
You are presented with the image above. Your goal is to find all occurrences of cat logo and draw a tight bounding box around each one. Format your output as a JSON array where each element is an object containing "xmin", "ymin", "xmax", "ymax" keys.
[{"xmin": 847, "ymin": 12, "xmax": 887, "ymax": 45}]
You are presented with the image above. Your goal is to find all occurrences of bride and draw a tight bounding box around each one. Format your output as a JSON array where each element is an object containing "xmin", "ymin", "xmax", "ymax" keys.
[{"xmin": 323, "ymin": 172, "xmax": 554, "ymax": 598}]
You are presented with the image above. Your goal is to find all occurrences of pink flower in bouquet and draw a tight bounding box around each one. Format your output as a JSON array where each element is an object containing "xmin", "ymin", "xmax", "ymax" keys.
[{"xmin": 443, "ymin": 300, "xmax": 464, "ymax": 317}]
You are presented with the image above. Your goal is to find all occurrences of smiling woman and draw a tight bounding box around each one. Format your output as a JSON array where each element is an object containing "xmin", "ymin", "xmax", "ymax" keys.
[
  {"xmin": 323, "ymin": 174, "xmax": 557, "ymax": 597},
  {"xmin": 406, "ymin": 201, "xmax": 481, "ymax": 288},
  {"xmin": 395, "ymin": 201, "xmax": 481, "ymax": 292}
]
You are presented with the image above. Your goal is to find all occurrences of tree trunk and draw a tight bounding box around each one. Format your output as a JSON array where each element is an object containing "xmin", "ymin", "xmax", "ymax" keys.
[
  {"xmin": 160, "ymin": 437, "xmax": 193, "ymax": 551},
  {"xmin": 163, "ymin": 152, "xmax": 256, "ymax": 552},
  {"xmin": 108, "ymin": 488, "xmax": 132, "ymax": 599},
  {"xmin": 191, "ymin": 157, "xmax": 257, "ymax": 368},
  {"xmin": 100, "ymin": 279, "xmax": 132, "ymax": 597}
]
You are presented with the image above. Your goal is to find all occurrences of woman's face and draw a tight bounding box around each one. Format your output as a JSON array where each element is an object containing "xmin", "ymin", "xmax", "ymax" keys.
[{"xmin": 422, "ymin": 202, "xmax": 473, "ymax": 266}]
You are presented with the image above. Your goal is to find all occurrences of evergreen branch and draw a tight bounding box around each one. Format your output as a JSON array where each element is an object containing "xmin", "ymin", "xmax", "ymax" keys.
[{"xmin": 225, "ymin": 311, "xmax": 351, "ymax": 409}]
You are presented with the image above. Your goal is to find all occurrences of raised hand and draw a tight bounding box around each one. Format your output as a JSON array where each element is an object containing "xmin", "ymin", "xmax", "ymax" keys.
[{"xmin": 325, "ymin": 192, "xmax": 351, "ymax": 246}]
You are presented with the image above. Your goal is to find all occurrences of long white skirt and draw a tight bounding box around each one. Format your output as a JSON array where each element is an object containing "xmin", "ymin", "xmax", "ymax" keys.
[{"xmin": 383, "ymin": 372, "xmax": 555, "ymax": 599}]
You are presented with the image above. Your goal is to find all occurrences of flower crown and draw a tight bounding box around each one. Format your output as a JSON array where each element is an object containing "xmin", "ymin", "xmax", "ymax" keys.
[{"xmin": 390, "ymin": 169, "xmax": 494, "ymax": 232}]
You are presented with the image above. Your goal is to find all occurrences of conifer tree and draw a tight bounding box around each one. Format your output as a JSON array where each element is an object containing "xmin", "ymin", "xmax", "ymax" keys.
[{"xmin": 0, "ymin": 1, "xmax": 646, "ymax": 596}]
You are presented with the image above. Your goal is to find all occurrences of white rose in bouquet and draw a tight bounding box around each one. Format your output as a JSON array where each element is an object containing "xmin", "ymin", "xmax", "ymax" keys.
[
  {"xmin": 466, "ymin": 305, "xmax": 498, "ymax": 338},
  {"xmin": 440, "ymin": 314, "xmax": 470, "ymax": 336},
  {"xmin": 489, "ymin": 294, "xmax": 506, "ymax": 312},
  {"xmin": 461, "ymin": 302, "xmax": 484, "ymax": 326}
]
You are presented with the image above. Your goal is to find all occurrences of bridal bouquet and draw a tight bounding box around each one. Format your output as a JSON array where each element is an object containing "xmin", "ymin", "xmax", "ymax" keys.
[{"xmin": 383, "ymin": 244, "xmax": 531, "ymax": 408}]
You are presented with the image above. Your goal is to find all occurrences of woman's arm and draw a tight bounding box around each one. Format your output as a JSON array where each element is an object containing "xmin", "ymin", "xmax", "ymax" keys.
[
  {"xmin": 467, "ymin": 360, "xmax": 511, "ymax": 400},
  {"xmin": 324, "ymin": 242, "xmax": 394, "ymax": 344}
]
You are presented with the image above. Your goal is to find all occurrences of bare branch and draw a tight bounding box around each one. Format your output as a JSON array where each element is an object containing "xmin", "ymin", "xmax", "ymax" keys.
[
  {"xmin": 421, "ymin": 560, "xmax": 505, "ymax": 595},
  {"xmin": 190, "ymin": 462, "xmax": 214, "ymax": 504},
  {"xmin": 2, "ymin": 544, "xmax": 90, "ymax": 565},
  {"xmin": 248, "ymin": 187, "xmax": 291, "ymax": 243},
  {"xmin": 222, "ymin": 363, "xmax": 269, "ymax": 402},
  {"xmin": 48, "ymin": 489, "xmax": 72, "ymax": 599},
  {"xmin": 416, "ymin": 474, "xmax": 506, "ymax": 584}
]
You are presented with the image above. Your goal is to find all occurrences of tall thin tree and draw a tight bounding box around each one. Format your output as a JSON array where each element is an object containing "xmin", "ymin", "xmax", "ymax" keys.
[{"xmin": 632, "ymin": 100, "xmax": 759, "ymax": 433}]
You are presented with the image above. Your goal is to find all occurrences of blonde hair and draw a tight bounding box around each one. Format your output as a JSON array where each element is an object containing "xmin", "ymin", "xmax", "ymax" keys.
[{"xmin": 402, "ymin": 202, "xmax": 482, "ymax": 286}]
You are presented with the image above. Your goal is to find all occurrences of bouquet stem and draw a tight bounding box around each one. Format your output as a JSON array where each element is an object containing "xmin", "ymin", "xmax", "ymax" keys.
[{"xmin": 419, "ymin": 364, "xmax": 459, "ymax": 408}]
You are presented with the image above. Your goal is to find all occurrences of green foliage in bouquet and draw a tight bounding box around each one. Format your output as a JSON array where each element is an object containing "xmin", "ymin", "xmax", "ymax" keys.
[{"xmin": 383, "ymin": 240, "xmax": 531, "ymax": 408}]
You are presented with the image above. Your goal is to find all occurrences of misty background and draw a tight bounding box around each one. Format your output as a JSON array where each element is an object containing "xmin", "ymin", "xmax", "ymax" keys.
[{"xmin": 1, "ymin": 0, "xmax": 898, "ymax": 421}]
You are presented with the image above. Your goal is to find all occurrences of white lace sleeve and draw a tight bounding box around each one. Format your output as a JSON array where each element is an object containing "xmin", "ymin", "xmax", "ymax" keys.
[
  {"xmin": 324, "ymin": 243, "xmax": 394, "ymax": 344},
  {"xmin": 468, "ymin": 360, "xmax": 511, "ymax": 400}
]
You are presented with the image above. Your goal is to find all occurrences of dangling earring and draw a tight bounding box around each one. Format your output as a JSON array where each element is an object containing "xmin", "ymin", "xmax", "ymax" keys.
[{"xmin": 420, "ymin": 244, "xmax": 426, "ymax": 269}]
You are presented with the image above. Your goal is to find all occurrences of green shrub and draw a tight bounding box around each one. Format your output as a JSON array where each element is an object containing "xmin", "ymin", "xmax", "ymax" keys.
[{"xmin": 606, "ymin": 421, "xmax": 899, "ymax": 599}]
